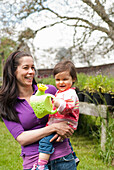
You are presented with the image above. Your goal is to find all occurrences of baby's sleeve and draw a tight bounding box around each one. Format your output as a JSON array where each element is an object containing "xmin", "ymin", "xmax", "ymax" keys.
[{"xmin": 57, "ymin": 89, "xmax": 79, "ymax": 114}]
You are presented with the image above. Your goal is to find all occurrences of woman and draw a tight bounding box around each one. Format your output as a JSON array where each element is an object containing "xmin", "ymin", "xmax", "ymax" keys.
[{"xmin": 0, "ymin": 51, "xmax": 76, "ymax": 170}]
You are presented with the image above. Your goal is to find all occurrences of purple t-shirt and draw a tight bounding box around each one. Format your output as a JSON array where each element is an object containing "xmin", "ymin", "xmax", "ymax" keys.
[{"xmin": 3, "ymin": 83, "xmax": 72, "ymax": 169}]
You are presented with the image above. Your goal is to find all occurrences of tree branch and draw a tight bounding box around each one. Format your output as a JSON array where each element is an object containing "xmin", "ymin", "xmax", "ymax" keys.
[{"xmin": 82, "ymin": 0, "xmax": 114, "ymax": 28}]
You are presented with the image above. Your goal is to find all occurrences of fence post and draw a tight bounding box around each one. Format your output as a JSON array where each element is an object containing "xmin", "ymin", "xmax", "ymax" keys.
[
  {"xmin": 101, "ymin": 118, "xmax": 107, "ymax": 151},
  {"xmin": 79, "ymin": 102, "xmax": 108, "ymax": 151}
]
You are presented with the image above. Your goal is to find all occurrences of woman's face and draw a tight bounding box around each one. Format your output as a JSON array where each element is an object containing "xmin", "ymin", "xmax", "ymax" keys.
[{"xmin": 15, "ymin": 56, "xmax": 35, "ymax": 88}]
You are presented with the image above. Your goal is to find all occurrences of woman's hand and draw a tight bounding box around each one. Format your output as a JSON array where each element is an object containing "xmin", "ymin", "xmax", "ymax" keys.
[{"xmin": 50, "ymin": 121, "xmax": 74, "ymax": 142}]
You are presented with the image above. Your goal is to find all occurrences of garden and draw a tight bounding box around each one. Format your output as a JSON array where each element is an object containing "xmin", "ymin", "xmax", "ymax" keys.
[{"xmin": 0, "ymin": 73, "xmax": 114, "ymax": 169}]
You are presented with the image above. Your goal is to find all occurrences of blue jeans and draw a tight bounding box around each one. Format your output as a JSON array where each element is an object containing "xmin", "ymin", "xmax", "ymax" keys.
[
  {"xmin": 39, "ymin": 134, "xmax": 55, "ymax": 154},
  {"xmin": 24, "ymin": 153, "xmax": 77, "ymax": 170},
  {"xmin": 48, "ymin": 153, "xmax": 77, "ymax": 170}
]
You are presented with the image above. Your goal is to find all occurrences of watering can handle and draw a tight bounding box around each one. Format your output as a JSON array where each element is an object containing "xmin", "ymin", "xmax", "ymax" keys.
[
  {"xmin": 50, "ymin": 109, "xmax": 57, "ymax": 115},
  {"xmin": 47, "ymin": 95, "xmax": 58, "ymax": 115},
  {"xmin": 45, "ymin": 94, "xmax": 58, "ymax": 115}
]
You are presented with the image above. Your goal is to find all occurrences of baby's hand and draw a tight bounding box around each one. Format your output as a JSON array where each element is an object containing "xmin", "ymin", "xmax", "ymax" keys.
[
  {"xmin": 53, "ymin": 98, "xmax": 63, "ymax": 108},
  {"xmin": 50, "ymin": 134, "xmax": 64, "ymax": 142}
]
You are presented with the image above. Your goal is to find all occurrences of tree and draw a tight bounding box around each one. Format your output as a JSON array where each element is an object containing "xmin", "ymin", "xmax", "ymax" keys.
[
  {"xmin": 0, "ymin": 0, "xmax": 114, "ymax": 65},
  {"xmin": 0, "ymin": 37, "xmax": 17, "ymax": 76}
]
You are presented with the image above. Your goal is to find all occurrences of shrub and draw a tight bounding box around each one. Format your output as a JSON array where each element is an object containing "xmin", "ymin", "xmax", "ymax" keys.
[
  {"xmin": 76, "ymin": 73, "xmax": 88, "ymax": 91},
  {"xmin": 35, "ymin": 75, "xmax": 56, "ymax": 86},
  {"xmin": 84, "ymin": 74, "xmax": 114, "ymax": 94}
]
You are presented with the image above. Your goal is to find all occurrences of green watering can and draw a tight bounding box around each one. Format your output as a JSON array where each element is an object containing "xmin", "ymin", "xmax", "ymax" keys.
[{"xmin": 30, "ymin": 84, "xmax": 57, "ymax": 118}]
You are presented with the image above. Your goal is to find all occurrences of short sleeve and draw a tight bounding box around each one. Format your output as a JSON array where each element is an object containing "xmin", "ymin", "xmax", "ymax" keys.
[
  {"xmin": 45, "ymin": 85, "xmax": 57, "ymax": 95},
  {"xmin": 3, "ymin": 118, "xmax": 24, "ymax": 139}
]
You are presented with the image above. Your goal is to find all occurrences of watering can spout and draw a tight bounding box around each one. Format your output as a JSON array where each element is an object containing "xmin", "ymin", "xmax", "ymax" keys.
[
  {"xmin": 36, "ymin": 84, "xmax": 48, "ymax": 96},
  {"xmin": 50, "ymin": 109, "xmax": 58, "ymax": 114}
]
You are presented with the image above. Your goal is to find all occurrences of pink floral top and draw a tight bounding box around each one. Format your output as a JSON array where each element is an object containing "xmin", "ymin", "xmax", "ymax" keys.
[{"xmin": 47, "ymin": 88, "xmax": 79, "ymax": 130}]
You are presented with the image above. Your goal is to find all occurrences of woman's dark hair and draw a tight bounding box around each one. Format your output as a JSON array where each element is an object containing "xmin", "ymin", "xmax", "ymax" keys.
[
  {"xmin": 0, "ymin": 51, "xmax": 35, "ymax": 122},
  {"xmin": 53, "ymin": 60, "xmax": 77, "ymax": 84}
]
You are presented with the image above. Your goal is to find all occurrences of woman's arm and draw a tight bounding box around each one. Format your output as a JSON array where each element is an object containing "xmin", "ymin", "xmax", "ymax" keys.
[{"xmin": 16, "ymin": 121, "xmax": 74, "ymax": 146}]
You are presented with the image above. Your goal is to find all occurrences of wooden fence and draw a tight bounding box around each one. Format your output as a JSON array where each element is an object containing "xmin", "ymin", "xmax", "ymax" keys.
[{"xmin": 79, "ymin": 102, "xmax": 113, "ymax": 151}]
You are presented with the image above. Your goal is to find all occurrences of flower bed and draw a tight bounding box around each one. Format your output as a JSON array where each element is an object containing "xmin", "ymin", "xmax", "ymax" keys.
[{"xmin": 75, "ymin": 73, "xmax": 114, "ymax": 105}]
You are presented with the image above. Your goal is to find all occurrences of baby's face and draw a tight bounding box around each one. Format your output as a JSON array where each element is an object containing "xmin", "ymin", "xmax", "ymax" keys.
[{"xmin": 55, "ymin": 71, "xmax": 74, "ymax": 92}]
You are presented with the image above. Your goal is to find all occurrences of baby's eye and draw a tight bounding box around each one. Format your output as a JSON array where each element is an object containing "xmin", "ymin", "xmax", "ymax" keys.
[
  {"xmin": 23, "ymin": 66, "xmax": 28, "ymax": 69},
  {"xmin": 31, "ymin": 66, "xmax": 35, "ymax": 70}
]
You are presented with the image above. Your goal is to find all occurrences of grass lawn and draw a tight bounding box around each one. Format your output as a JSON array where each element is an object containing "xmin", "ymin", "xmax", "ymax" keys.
[
  {"xmin": 70, "ymin": 135, "xmax": 113, "ymax": 170},
  {"xmin": 0, "ymin": 121, "xmax": 113, "ymax": 170}
]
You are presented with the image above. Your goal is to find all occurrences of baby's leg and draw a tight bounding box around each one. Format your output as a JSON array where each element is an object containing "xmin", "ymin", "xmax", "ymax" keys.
[
  {"xmin": 39, "ymin": 152, "xmax": 50, "ymax": 161},
  {"xmin": 37, "ymin": 134, "xmax": 55, "ymax": 170},
  {"xmin": 38, "ymin": 153, "xmax": 50, "ymax": 168}
]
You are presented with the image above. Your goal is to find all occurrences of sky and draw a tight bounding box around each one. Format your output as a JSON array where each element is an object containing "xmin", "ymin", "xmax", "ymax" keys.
[
  {"xmin": 1, "ymin": 0, "xmax": 114, "ymax": 69},
  {"xmin": 21, "ymin": 0, "xmax": 114, "ymax": 69},
  {"xmin": 33, "ymin": 26, "xmax": 114, "ymax": 69},
  {"xmin": 31, "ymin": 24, "xmax": 114, "ymax": 69}
]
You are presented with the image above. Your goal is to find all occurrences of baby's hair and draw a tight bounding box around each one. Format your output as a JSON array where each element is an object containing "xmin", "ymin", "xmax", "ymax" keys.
[{"xmin": 53, "ymin": 60, "xmax": 77, "ymax": 83}]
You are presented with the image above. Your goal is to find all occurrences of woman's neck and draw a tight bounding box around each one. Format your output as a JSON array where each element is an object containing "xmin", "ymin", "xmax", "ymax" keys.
[{"xmin": 18, "ymin": 85, "xmax": 33, "ymax": 99}]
